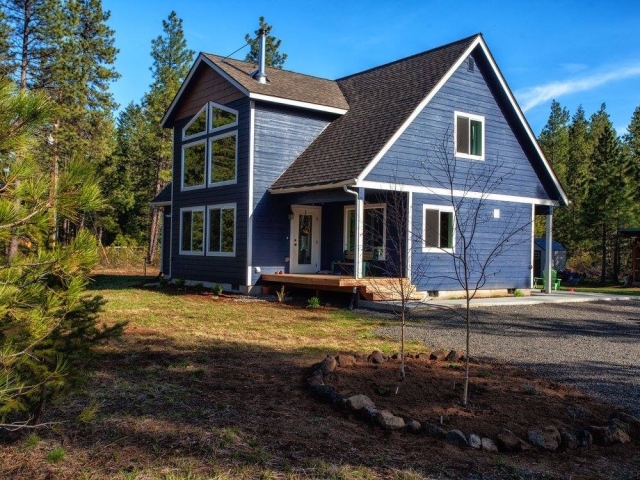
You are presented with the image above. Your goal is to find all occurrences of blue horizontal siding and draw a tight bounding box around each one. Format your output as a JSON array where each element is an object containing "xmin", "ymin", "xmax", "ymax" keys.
[
  {"xmin": 365, "ymin": 53, "xmax": 551, "ymax": 201},
  {"xmin": 170, "ymin": 97, "xmax": 250, "ymax": 286},
  {"xmin": 411, "ymin": 194, "xmax": 533, "ymax": 291},
  {"xmin": 251, "ymin": 104, "xmax": 335, "ymax": 283}
]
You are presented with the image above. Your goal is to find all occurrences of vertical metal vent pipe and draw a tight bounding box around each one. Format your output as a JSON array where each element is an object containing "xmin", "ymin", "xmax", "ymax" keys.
[{"xmin": 256, "ymin": 28, "xmax": 267, "ymax": 84}]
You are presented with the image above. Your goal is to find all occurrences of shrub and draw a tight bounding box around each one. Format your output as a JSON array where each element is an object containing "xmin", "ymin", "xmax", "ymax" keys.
[
  {"xmin": 307, "ymin": 297, "xmax": 320, "ymax": 309},
  {"xmin": 212, "ymin": 284, "xmax": 223, "ymax": 296},
  {"xmin": 173, "ymin": 278, "xmax": 186, "ymax": 289},
  {"xmin": 194, "ymin": 282, "xmax": 205, "ymax": 294},
  {"xmin": 276, "ymin": 285, "xmax": 286, "ymax": 303},
  {"xmin": 513, "ymin": 289, "xmax": 524, "ymax": 297}
]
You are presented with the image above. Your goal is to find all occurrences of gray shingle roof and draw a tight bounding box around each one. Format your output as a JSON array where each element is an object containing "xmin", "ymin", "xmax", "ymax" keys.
[
  {"xmin": 203, "ymin": 54, "xmax": 349, "ymax": 111},
  {"xmin": 270, "ymin": 34, "xmax": 478, "ymax": 191}
]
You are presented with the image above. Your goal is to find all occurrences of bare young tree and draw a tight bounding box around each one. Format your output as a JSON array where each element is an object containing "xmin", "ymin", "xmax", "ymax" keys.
[{"xmin": 418, "ymin": 137, "xmax": 532, "ymax": 406}]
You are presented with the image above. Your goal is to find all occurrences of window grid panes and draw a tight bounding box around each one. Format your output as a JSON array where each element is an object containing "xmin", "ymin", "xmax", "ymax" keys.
[
  {"xmin": 209, "ymin": 134, "xmax": 236, "ymax": 185},
  {"xmin": 182, "ymin": 142, "xmax": 206, "ymax": 188},
  {"xmin": 424, "ymin": 207, "xmax": 454, "ymax": 250},
  {"xmin": 208, "ymin": 206, "xmax": 235, "ymax": 255},
  {"xmin": 455, "ymin": 112, "xmax": 484, "ymax": 159},
  {"xmin": 181, "ymin": 209, "xmax": 204, "ymax": 253}
]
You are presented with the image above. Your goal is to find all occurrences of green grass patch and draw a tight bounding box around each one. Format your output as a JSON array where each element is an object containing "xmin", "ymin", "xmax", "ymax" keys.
[{"xmin": 562, "ymin": 284, "xmax": 640, "ymax": 296}]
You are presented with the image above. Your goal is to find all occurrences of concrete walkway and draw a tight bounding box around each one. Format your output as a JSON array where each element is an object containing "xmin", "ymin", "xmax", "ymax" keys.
[{"xmin": 360, "ymin": 290, "xmax": 640, "ymax": 311}]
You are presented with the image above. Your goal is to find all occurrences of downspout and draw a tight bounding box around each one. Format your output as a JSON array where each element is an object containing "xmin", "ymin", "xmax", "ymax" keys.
[
  {"xmin": 545, "ymin": 206, "xmax": 554, "ymax": 294},
  {"xmin": 344, "ymin": 183, "xmax": 363, "ymax": 280}
]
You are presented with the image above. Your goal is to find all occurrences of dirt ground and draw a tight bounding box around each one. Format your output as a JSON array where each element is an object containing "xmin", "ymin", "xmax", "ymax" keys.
[{"xmin": 1, "ymin": 292, "xmax": 639, "ymax": 479}]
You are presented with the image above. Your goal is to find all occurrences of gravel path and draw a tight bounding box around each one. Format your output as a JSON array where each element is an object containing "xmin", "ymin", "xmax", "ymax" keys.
[{"xmin": 373, "ymin": 299, "xmax": 640, "ymax": 416}]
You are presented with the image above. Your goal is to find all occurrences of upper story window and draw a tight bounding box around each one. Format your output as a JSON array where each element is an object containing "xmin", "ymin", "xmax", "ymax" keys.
[
  {"xmin": 183, "ymin": 105, "xmax": 207, "ymax": 139},
  {"xmin": 344, "ymin": 203, "xmax": 386, "ymax": 260},
  {"xmin": 423, "ymin": 205, "xmax": 454, "ymax": 253},
  {"xmin": 454, "ymin": 111, "xmax": 484, "ymax": 160},
  {"xmin": 210, "ymin": 103, "xmax": 237, "ymax": 132},
  {"xmin": 209, "ymin": 132, "xmax": 237, "ymax": 186},
  {"xmin": 182, "ymin": 139, "xmax": 206, "ymax": 190}
]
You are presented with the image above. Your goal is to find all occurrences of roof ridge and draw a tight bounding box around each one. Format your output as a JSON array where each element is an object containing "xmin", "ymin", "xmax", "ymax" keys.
[
  {"xmin": 336, "ymin": 33, "xmax": 481, "ymax": 82},
  {"xmin": 203, "ymin": 53, "xmax": 337, "ymax": 83}
]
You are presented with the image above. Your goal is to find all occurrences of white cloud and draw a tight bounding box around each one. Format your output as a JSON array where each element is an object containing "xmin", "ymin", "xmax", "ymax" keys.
[{"xmin": 516, "ymin": 64, "xmax": 640, "ymax": 112}]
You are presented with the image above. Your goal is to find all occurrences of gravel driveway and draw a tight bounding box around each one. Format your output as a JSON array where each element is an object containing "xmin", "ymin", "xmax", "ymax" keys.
[{"xmin": 374, "ymin": 299, "xmax": 640, "ymax": 416}]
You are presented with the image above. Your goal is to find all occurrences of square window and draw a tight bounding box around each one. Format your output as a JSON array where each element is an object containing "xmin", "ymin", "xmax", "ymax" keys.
[
  {"xmin": 455, "ymin": 112, "xmax": 484, "ymax": 160},
  {"xmin": 180, "ymin": 208, "xmax": 204, "ymax": 254},
  {"xmin": 209, "ymin": 133, "xmax": 237, "ymax": 186},
  {"xmin": 182, "ymin": 141, "xmax": 206, "ymax": 189},
  {"xmin": 207, "ymin": 204, "xmax": 236, "ymax": 255},
  {"xmin": 423, "ymin": 206, "xmax": 454, "ymax": 252}
]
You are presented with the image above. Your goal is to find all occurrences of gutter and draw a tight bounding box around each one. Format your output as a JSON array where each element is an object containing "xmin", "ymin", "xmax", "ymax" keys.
[{"xmin": 269, "ymin": 179, "xmax": 357, "ymax": 195}]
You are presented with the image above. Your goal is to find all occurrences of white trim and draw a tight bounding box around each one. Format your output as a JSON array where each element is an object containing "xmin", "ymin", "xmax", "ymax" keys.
[
  {"xmin": 161, "ymin": 54, "xmax": 249, "ymax": 128},
  {"xmin": 206, "ymin": 203, "xmax": 237, "ymax": 257},
  {"xmin": 356, "ymin": 180, "xmax": 560, "ymax": 206},
  {"xmin": 474, "ymin": 39, "xmax": 569, "ymax": 206},
  {"xmin": 208, "ymin": 131, "xmax": 238, "ymax": 187},
  {"xmin": 169, "ymin": 184, "xmax": 173, "ymax": 278},
  {"xmin": 182, "ymin": 104, "xmax": 208, "ymax": 141},
  {"xmin": 356, "ymin": 37, "xmax": 481, "ymax": 182},
  {"xmin": 209, "ymin": 101, "xmax": 238, "ymax": 134},
  {"xmin": 343, "ymin": 203, "xmax": 387, "ymax": 261},
  {"xmin": 289, "ymin": 205, "xmax": 322, "ymax": 273},
  {"xmin": 248, "ymin": 92, "xmax": 348, "ymax": 115},
  {"xmin": 270, "ymin": 179, "xmax": 356, "ymax": 195},
  {"xmin": 454, "ymin": 110, "xmax": 485, "ymax": 161},
  {"xmin": 407, "ymin": 191, "xmax": 413, "ymax": 282},
  {"xmin": 178, "ymin": 206, "xmax": 205, "ymax": 255},
  {"xmin": 150, "ymin": 200, "xmax": 171, "ymax": 207},
  {"xmin": 530, "ymin": 203, "xmax": 535, "ymax": 288},
  {"xmin": 422, "ymin": 204, "xmax": 455, "ymax": 253},
  {"xmin": 181, "ymin": 139, "xmax": 207, "ymax": 191},
  {"xmin": 247, "ymin": 101, "xmax": 255, "ymax": 285}
]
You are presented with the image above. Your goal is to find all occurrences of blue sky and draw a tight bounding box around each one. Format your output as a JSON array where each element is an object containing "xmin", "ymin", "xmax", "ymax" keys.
[{"xmin": 103, "ymin": 0, "xmax": 640, "ymax": 136}]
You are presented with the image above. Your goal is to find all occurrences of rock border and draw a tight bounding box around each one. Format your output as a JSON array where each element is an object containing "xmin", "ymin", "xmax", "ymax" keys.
[{"xmin": 307, "ymin": 351, "xmax": 639, "ymax": 454}]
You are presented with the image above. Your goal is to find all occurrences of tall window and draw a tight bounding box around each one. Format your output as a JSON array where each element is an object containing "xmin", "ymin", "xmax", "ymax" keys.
[
  {"xmin": 344, "ymin": 204, "xmax": 386, "ymax": 259},
  {"xmin": 207, "ymin": 204, "xmax": 236, "ymax": 256},
  {"xmin": 180, "ymin": 207, "xmax": 205, "ymax": 254},
  {"xmin": 455, "ymin": 111, "xmax": 484, "ymax": 160},
  {"xmin": 209, "ymin": 132, "xmax": 237, "ymax": 186},
  {"xmin": 423, "ymin": 205, "xmax": 454, "ymax": 252},
  {"xmin": 182, "ymin": 140, "xmax": 206, "ymax": 189}
]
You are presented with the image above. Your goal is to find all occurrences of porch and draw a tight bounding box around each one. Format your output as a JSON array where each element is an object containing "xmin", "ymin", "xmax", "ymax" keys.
[{"xmin": 260, "ymin": 273, "xmax": 423, "ymax": 302}]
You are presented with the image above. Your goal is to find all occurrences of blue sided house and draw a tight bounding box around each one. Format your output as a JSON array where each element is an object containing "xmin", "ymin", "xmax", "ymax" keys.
[{"xmin": 151, "ymin": 33, "xmax": 568, "ymax": 299}]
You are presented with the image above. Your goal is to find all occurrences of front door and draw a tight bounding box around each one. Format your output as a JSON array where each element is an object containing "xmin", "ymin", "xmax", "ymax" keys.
[{"xmin": 290, "ymin": 205, "xmax": 321, "ymax": 273}]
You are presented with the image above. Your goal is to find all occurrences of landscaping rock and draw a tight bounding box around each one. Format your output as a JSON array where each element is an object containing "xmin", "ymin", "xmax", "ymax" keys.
[
  {"xmin": 429, "ymin": 350, "xmax": 446, "ymax": 361},
  {"xmin": 560, "ymin": 431, "xmax": 579, "ymax": 450},
  {"xmin": 497, "ymin": 429, "xmax": 528, "ymax": 453},
  {"xmin": 376, "ymin": 410, "xmax": 405, "ymax": 430},
  {"xmin": 481, "ymin": 437, "xmax": 499, "ymax": 453},
  {"xmin": 610, "ymin": 412, "xmax": 640, "ymax": 440},
  {"xmin": 361, "ymin": 405, "xmax": 378, "ymax": 422},
  {"xmin": 406, "ymin": 419, "xmax": 421, "ymax": 433},
  {"xmin": 318, "ymin": 355, "xmax": 337, "ymax": 374},
  {"xmin": 368, "ymin": 350, "xmax": 386, "ymax": 364},
  {"xmin": 307, "ymin": 369, "xmax": 324, "ymax": 387},
  {"xmin": 468, "ymin": 433, "xmax": 482, "ymax": 449},
  {"xmin": 588, "ymin": 421, "xmax": 631, "ymax": 446},
  {"xmin": 527, "ymin": 426, "xmax": 561, "ymax": 452},
  {"xmin": 422, "ymin": 421, "xmax": 447, "ymax": 439},
  {"xmin": 444, "ymin": 350, "xmax": 459, "ymax": 361},
  {"xmin": 309, "ymin": 385, "xmax": 342, "ymax": 405},
  {"xmin": 336, "ymin": 354, "xmax": 356, "ymax": 368},
  {"xmin": 345, "ymin": 394, "xmax": 375, "ymax": 412},
  {"xmin": 576, "ymin": 429, "xmax": 593, "ymax": 447},
  {"xmin": 446, "ymin": 429, "xmax": 469, "ymax": 448}
]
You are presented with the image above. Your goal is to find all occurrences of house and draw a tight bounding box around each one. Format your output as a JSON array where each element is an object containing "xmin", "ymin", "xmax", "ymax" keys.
[
  {"xmin": 533, "ymin": 238, "xmax": 567, "ymax": 277},
  {"xmin": 151, "ymin": 33, "xmax": 568, "ymax": 297}
]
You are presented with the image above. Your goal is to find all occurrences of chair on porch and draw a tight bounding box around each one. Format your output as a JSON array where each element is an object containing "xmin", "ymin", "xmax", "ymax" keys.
[{"xmin": 541, "ymin": 269, "xmax": 561, "ymax": 291}]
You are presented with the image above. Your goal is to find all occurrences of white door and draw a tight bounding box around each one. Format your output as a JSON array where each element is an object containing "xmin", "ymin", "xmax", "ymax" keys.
[{"xmin": 290, "ymin": 205, "xmax": 321, "ymax": 273}]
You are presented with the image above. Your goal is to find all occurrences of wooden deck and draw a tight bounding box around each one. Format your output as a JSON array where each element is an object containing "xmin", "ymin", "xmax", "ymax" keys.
[{"xmin": 260, "ymin": 273, "xmax": 423, "ymax": 301}]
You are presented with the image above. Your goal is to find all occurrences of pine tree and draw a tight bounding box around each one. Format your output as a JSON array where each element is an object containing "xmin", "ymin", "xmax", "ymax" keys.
[
  {"xmin": 624, "ymin": 105, "xmax": 640, "ymax": 223},
  {"xmin": 0, "ymin": 8, "xmax": 13, "ymax": 80},
  {"xmin": 143, "ymin": 11, "xmax": 194, "ymax": 262},
  {"xmin": 0, "ymin": 81, "xmax": 123, "ymax": 428},
  {"xmin": 244, "ymin": 16, "xmax": 287, "ymax": 68}
]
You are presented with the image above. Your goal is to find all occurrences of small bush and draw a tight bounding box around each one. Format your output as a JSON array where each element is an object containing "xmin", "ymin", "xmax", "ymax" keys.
[
  {"xmin": 307, "ymin": 297, "xmax": 320, "ymax": 309},
  {"xmin": 158, "ymin": 276, "xmax": 168, "ymax": 287},
  {"xmin": 276, "ymin": 285, "xmax": 286, "ymax": 303},
  {"xmin": 212, "ymin": 284, "xmax": 223, "ymax": 296},
  {"xmin": 174, "ymin": 278, "xmax": 186, "ymax": 289},
  {"xmin": 194, "ymin": 282, "xmax": 205, "ymax": 294},
  {"xmin": 46, "ymin": 446, "xmax": 66, "ymax": 463},
  {"xmin": 513, "ymin": 289, "xmax": 523, "ymax": 297}
]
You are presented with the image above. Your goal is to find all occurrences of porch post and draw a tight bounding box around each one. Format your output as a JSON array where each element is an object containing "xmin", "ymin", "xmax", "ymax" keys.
[
  {"xmin": 545, "ymin": 206, "xmax": 553, "ymax": 294},
  {"xmin": 354, "ymin": 188, "xmax": 365, "ymax": 279}
]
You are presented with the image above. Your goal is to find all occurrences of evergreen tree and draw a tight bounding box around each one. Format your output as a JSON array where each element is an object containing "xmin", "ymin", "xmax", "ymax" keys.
[
  {"xmin": 143, "ymin": 11, "xmax": 194, "ymax": 262},
  {"xmin": 0, "ymin": 81, "xmax": 123, "ymax": 428},
  {"xmin": 244, "ymin": 16, "xmax": 287, "ymax": 68},
  {"xmin": 0, "ymin": 8, "xmax": 13, "ymax": 80},
  {"xmin": 624, "ymin": 105, "xmax": 640, "ymax": 223}
]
